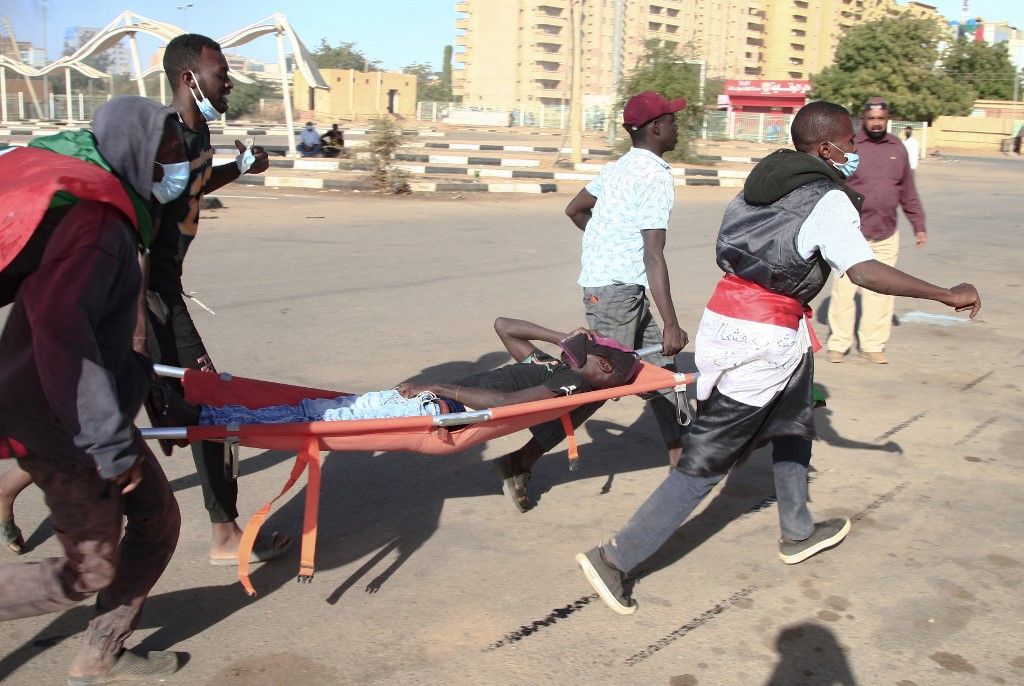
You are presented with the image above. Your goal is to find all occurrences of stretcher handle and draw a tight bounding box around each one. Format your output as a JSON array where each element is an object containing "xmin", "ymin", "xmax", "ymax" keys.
[
  {"xmin": 140, "ymin": 427, "xmax": 187, "ymax": 440},
  {"xmin": 635, "ymin": 344, "xmax": 664, "ymax": 358},
  {"xmin": 153, "ymin": 363, "xmax": 187, "ymax": 379}
]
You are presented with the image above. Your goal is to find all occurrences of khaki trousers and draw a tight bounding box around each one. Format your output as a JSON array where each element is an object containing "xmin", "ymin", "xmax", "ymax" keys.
[{"xmin": 826, "ymin": 231, "xmax": 900, "ymax": 354}]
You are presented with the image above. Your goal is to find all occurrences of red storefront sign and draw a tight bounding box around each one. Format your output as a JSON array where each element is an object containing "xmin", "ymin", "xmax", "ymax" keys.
[{"xmin": 723, "ymin": 80, "xmax": 812, "ymax": 112}]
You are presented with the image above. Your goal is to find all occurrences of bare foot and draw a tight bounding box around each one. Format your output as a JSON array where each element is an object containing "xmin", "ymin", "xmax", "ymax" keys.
[
  {"xmin": 208, "ymin": 521, "xmax": 290, "ymax": 564},
  {"xmin": 67, "ymin": 646, "xmax": 117, "ymax": 678}
]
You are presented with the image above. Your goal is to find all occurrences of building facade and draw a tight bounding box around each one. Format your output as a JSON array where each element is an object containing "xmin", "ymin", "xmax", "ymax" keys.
[
  {"xmin": 293, "ymin": 68, "xmax": 417, "ymax": 121},
  {"xmin": 452, "ymin": 0, "xmax": 945, "ymax": 107}
]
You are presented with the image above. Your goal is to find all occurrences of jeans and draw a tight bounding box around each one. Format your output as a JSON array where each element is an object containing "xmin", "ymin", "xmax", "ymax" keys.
[
  {"xmin": 199, "ymin": 390, "xmax": 445, "ymax": 426},
  {"xmin": 603, "ymin": 436, "xmax": 814, "ymax": 573}
]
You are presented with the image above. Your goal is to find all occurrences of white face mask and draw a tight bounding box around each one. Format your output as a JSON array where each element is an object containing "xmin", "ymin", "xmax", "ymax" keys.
[
  {"xmin": 188, "ymin": 71, "xmax": 221, "ymax": 122},
  {"xmin": 151, "ymin": 160, "xmax": 191, "ymax": 204}
]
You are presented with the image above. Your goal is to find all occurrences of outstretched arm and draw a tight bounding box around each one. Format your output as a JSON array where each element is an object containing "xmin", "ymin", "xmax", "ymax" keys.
[{"xmin": 846, "ymin": 260, "xmax": 981, "ymax": 317}]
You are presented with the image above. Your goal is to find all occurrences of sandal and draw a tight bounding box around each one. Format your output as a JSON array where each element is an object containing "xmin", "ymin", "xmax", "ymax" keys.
[{"xmin": 0, "ymin": 518, "xmax": 25, "ymax": 555}]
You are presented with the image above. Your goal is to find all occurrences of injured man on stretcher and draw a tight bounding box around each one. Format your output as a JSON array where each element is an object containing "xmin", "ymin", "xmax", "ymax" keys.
[{"xmin": 155, "ymin": 317, "xmax": 643, "ymax": 427}]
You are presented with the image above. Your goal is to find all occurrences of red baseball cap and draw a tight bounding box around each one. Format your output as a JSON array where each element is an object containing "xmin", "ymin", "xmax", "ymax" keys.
[{"xmin": 623, "ymin": 91, "xmax": 686, "ymax": 129}]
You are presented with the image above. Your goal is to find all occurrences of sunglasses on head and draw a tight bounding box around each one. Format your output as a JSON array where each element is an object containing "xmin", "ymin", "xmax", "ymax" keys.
[{"xmin": 863, "ymin": 102, "xmax": 888, "ymax": 111}]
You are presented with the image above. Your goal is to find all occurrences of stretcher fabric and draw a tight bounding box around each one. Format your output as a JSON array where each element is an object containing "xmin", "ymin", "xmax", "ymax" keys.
[{"xmin": 174, "ymin": 362, "xmax": 691, "ymax": 594}]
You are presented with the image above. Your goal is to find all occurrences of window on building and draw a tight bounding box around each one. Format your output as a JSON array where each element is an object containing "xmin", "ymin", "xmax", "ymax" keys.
[
  {"xmin": 792, "ymin": 14, "xmax": 807, "ymax": 22},
  {"xmin": 744, "ymin": 66, "xmax": 762, "ymax": 75},
  {"xmin": 794, "ymin": 0, "xmax": 809, "ymax": 7},
  {"xmin": 649, "ymin": 21, "xmax": 662, "ymax": 31},
  {"xmin": 649, "ymin": 5, "xmax": 663, "ymax": 14},
  {"xmin": 789, "ymin": 57, "xmax": 804, "ymax": 65},
  {"xmin": 663, "ymin": 40, "xmax": 677, "ymax": 50},
  {"xmin": 790, "ymin": 28, "xmax": 806, "ymax": 36},
  {"xmin": 791, "ymin": 42, "xmax": 805, "ymax": 51},
  {"xmin": 666, "ymin": 7, "xmax": 679, "ymax": 16},
  {"xmin": 666, "ymin": 23, "xmax": 678, "ymax": 33},
  {"xmin": 789, "ymin": 71, "xmax": 803, "ymax": 79}
]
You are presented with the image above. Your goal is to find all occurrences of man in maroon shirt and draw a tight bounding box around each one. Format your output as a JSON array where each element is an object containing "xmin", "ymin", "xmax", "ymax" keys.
[{"xmin": 826, "ymin": 97, "xmax": 927, "ymax": 365}]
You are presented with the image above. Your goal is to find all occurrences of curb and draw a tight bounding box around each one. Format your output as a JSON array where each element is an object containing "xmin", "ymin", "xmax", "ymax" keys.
[{"xmin": 234, "ymin": 174, "xmax": 557, "ymax": 194}]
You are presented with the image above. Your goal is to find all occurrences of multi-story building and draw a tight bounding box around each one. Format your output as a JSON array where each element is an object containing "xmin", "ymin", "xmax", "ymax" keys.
[{"xmin": 452, "ymin": 0, "xmax": 946, "ymax": 107}]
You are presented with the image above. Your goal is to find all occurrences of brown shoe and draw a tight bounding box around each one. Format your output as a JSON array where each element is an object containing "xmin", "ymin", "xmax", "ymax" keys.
[
  {"xmin": 827, "ymin": 350, "xmax": 845, "ymax": 364},
  {"xmin": 857, "ymin": 351, "xmax": 888, "ymax": 364}
]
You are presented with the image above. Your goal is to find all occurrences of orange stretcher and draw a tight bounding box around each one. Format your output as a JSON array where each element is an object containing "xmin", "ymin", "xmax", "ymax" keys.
[{"xmin": 141, "ymin": 359, "xmax": 694, "ymax": 596}]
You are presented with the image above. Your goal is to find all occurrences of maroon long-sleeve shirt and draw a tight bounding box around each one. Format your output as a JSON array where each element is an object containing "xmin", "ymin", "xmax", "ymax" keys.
[
  {"xmin": 0, "ymin": 201, "xmax": 150, "ymax": 479},
  {"xmin": 845, "ymin": 129, "xmax": 926, "ymax": 241}
]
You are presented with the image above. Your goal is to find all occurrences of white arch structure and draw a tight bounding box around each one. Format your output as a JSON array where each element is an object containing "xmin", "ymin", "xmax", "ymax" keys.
[{"xmin": 1, "ymin": 11, "xmax": 327, "ymax": 155}]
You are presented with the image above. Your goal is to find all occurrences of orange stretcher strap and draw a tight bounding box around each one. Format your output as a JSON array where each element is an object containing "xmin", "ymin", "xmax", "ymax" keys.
[
  {"xmin": 238, "ymin": 435, "xmax": 320, "ymax": 596},
  {"xmin": 299, "ymin": 440, "xmax": 322, "ymax": 582},
  {"xmin": 559, "ymin": 414, "xmax": 579, "ymax": 467}
]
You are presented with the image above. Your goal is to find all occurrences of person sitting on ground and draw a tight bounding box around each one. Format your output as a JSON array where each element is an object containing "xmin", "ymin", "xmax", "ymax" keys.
[
  {"xmin": 154, "ymin": 317, "xmax": 643, "ymax": 428},
  {"xmin": 321, "ymin": 123, "xmax": 344, "ymax": 149},
  {"xmin": 299, "ymin": 121, "xmax": 321, "ymax": 157}
]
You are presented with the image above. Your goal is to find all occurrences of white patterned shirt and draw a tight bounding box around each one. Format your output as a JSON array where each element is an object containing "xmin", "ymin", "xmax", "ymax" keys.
[{"xmin": 578, "ymin": 147, "xmax": 675, "ymax": 288}]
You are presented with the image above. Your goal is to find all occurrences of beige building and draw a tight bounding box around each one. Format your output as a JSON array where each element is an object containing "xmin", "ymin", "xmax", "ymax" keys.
[
  {"xmin": 293, "ymin": 68, "xmax": 417, "ymax": 121},
  {"xmin": 452, "ymin": 0, "xmax": 945, "ymax": 106}
]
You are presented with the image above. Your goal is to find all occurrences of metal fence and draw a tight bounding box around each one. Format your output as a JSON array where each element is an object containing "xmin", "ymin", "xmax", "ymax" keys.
[
  {"xmin": 416, "ymin": 101, "xmax": 610, "ymax": 132},
  {"xmin": 1, "ymin": 93, "xmax": 152, "ymax": 124}
]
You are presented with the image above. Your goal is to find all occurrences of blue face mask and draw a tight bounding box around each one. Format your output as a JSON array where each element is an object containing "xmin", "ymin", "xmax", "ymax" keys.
[
  {"xmin": 828, "ymin": 142, "xmax": 860, "ymax": 178},
  {"xmin": 151, "ymin": 160, "xmax": 191, "ymax": 204},
  {"xmin": 188, "ymin": 71, "xmax": 221, "ymax": 122}
]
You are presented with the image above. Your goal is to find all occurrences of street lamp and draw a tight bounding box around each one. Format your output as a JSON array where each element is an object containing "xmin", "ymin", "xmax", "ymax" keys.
[{"xmin": 176, "ymin": 3, "xmax": 194, "ymax": 31}]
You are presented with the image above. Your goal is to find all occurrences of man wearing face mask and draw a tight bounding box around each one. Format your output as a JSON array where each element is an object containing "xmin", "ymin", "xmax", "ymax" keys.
[
  {"xmin": 0, "ymin": 96, "xmax": 185, "ymax": 684},
  {"xmin": 826, "ymin": 97, "xmax": 926, "ymax": 365},
  {"xmin": 145, "ymin": 34, "xmax": 286, "ymax": 566},
  {"xmin": 576, "ymin": 101, "xmax": 981, "ymax": 616}
]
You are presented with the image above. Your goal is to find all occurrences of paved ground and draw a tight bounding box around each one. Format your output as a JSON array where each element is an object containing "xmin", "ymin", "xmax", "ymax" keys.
[{"xmin": 0, "ymin": 155, "xmax": 1021, "ymax": 685}]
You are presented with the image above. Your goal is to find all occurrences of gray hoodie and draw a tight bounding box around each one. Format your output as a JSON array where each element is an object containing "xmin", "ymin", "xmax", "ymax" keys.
[{"xmin": 0, "ymin": 97, "xmax": 178, "ymax": 479}]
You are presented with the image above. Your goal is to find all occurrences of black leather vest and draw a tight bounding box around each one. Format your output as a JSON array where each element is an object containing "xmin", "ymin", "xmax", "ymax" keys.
[{"xmin": 716, "ymin": 177, "xmax": 847, "ymax": 305}]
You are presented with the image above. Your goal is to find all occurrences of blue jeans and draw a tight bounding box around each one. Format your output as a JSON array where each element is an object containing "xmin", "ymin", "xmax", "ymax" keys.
[
  {"xmin": 603, "ymin": 436, "xmax": 814, "ymax": 573},
  {"xmin": 199, "ymin": 390, "xmax": 445, "ymax": 426}
]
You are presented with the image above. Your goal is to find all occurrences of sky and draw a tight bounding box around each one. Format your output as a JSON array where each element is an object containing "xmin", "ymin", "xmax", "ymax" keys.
[
  {"xmin": 6, "ymin": 1, "xmax": 458, "ymax": 70},
  {"xmin": 5, "ymin": 0, "xmax": 1023, "ymax": 71}
]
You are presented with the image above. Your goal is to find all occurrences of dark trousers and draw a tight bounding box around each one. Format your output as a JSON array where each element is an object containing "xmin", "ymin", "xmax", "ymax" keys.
[
  {"xmin": 0, "ymin": 445, "xmax": 179, "ymax": 656},
  {"xmin": 146, "ymin": 290, "xmax": 238, "ymax": 523}
]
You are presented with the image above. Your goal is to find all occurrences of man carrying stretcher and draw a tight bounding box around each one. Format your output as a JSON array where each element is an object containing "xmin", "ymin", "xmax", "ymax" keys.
[{"xmin": 152, "ymin": 317, "xmax": 643, "ymax": 427}]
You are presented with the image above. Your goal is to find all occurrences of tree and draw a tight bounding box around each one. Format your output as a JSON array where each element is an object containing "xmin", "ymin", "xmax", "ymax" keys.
[
  {"xmin": 313, "ymin": 38, "xmax": 380, "ymax": 71},
  {"xmin": 810, "ymin": 17, "xmax": 974, "ymax": 122},
  {"xmin": 402, "ymin": 46, "xmax": 455, "ymax": 103},
  {"xmin": 440, "ymin": 45, "xmax": 453, "ymax": 96},
  {"xmin": 226, "ymin": 79, "xmax": 281, "ymax": 119},
  {"xmin": 366, "ymin": 116, "xmax": 409, "ymax": 193},
  {"xmin": 942, "ymin": 37, "xmax": 1020, "ymax": 101},
  {"xmin": 616, "ymin": 40, "xmax": 704, "ymax": 161}
]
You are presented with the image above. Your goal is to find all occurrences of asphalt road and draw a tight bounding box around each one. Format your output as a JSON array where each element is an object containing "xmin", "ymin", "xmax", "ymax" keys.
[{"xmin": 1, "ymin": 157, "xmax": 1021, "ymax": 685}]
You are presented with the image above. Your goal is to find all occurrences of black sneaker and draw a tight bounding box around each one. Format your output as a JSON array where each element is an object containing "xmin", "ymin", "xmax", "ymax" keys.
[
  {"xmin": 576, "ymin": 546, "xmax": 636, "ymax": 615},
  {"xmin": 492, "ymin": 454, "xmax": 532, "ymax": 513},
  {"xmin": 778, "ymin": 518, "xmax": 851, "ymax": 565}
]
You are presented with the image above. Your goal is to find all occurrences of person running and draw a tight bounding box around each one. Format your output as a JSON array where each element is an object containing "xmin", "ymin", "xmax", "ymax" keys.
[
  {"xmin": 0, "ymin": 96, "xmax": 186, "ymax": 684},
  {"xmin": 575, "ymin": 101, "xmax": 981, "ymax": 615},
  {"xmin": 145, "ymin": 33, "xmax": 283, "ymax": 566}
]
